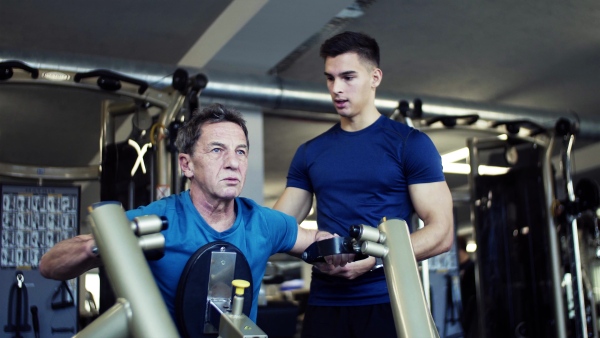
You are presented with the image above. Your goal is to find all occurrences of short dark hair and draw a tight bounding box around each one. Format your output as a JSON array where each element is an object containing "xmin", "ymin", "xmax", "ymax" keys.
[
  {"xmin": 175, "ymin": 103, "xmax": 249, "ymax": 155},
  {"xmin": 320, "ymin": 31, "xmax": 380, "ymax": 67}
]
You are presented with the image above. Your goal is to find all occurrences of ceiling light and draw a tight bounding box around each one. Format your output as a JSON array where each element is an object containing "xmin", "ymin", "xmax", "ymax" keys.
[
  {"xmin": 441, "ymin": 148, "xmax": 469, "ymax": 163},
  {"xmin": 442, "ymin": 163, "xmax": 510, "ymax": 175}
]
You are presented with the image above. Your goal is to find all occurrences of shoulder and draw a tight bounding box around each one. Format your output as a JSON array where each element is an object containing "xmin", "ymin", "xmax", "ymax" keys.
[
  {"xmin": 379, "ymin": 117, "xmax": 418, "ymax": 139},
  {"xmin": 301, "ymin": 123, "xmax": 341, "ymax": 148},
  {"xmin": 237, "ymin": 197, "xmax": 296, "ymax": 225},
  {"xmin": 125, "ymin": 192, "xmax": 187, "ymax": 219}
]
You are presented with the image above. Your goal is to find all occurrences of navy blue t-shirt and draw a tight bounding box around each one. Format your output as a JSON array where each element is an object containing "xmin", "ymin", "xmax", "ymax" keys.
[{"xmin": 286, "ymin": 115, "xmax": 445, "ymax": 306}]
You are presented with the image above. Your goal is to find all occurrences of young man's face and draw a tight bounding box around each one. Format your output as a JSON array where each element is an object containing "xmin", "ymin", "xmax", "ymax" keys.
[
  {"xmin": 181, "ymin": 121, "xmax": 248, "ymax": 202},
  {"xmin": 324, "ymin": 52, "xmax": 379, "ymax": 118}
]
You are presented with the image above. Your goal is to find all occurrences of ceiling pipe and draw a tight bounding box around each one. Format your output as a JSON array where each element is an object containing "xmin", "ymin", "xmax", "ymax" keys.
[{"xmin": 3, "ymin": 52, "xmax": 600, "ymax": 140}]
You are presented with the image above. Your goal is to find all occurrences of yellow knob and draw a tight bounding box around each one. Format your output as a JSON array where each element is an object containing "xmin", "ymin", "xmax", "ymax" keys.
[{"xmin": 232, "ymin": 279, "xmax": 250, "ymax": 296}]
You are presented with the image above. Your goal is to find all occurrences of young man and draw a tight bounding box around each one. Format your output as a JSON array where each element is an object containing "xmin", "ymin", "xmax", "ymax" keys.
[
  {"xmin": 274, "ymin": 31, "xmax": 454, "ymax": 337},
  {"xmin": 39, "ymin": 103, "xmax": 348, "ymax": 323}
]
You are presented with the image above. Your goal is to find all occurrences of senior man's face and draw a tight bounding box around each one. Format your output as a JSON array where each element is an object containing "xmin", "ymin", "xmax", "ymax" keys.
[{"xmin": 183, "ymin": 121, "xmax": 248, "ymax": 202}]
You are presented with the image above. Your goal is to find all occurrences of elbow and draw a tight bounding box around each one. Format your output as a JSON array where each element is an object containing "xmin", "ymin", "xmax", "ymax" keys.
[
  {"xmin": 38, "ymin": 256, "xmax": 52, "ymax": 279},
  {"xmin": 436, "ymin": 222, "xmax": 454, "ymax": 254},
  {"xmin": 440, "ymin": 232, "xmax": 454, "ymax": 254}
]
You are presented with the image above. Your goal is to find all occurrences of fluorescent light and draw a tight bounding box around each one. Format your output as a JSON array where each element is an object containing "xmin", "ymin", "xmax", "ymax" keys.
[
  {"xmin": 442, "ymin": 163, "xmax": 510, "ymax": 175},
  {"xmin": 466, "ymin": 241, "xmax": 477, "ymax": 253},
  {"xmin": 441, "ymin": 147, "xmax": 510, "ymax": 175},
  {"xmin": 441, "ymin": 148, "xmax": 469, "ymax": 163}
]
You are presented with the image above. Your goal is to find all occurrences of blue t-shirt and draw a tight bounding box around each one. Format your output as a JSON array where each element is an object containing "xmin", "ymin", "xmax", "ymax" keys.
[
  {"xmin": 125, "ymin": 190, "xmax": 298, "ymax": 321},
  {"xmin": 286, "ymin": 115, "xmax": 445, "ymax": 306}
]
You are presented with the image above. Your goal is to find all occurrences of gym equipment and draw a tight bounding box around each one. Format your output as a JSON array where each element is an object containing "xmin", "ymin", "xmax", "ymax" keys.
[
  {"xmin": 351, "ymin": 219, "xmax": 440, "ymax": 338},
  {"xmin": 74, "ymin": 201, "xmax": 177, "ymax": 338},
  {"xmin": 553, "ymin": 118, "xmax": 599, "ymax": 338},
  {"xmin": 218, "ymin": 280, "xmax": 267, "ymax": 338},
  {"xmin": 50, "ymin": 281, "xmax": 75, "ymax": 310},
  {"xmin": 466, "ymin": 113, "xmax": 600, "ymax": 338},
  {"xmin": 4, "ymin": 271, "xmax": 31, "ymax": 337},
  {"xmin": 175, "ymin": 241, "xmax": 256, "ymax": 338},
  {"xmin": 75, "ymin": 202, "xmax": 267, "ymax": 338},
  {"xmin": 302, "ymin": 218, "xmax": 440, "ymax": 338}
]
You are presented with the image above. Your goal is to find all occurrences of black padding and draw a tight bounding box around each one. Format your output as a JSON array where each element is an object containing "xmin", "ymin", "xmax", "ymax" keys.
[
  {"xmin": 301, "ymin": 237, "xmax": 366, "ymax": 264},
  {"xmin": 175, "ymin": 241, "xmax": 253, "ymax": 338}
]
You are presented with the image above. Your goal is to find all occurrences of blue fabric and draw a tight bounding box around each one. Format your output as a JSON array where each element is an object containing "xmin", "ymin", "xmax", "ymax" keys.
[
  {"xmin": 286, "ymin": 115, "xmax": 445, "ymax": 306},
  {"xmin": 125, "ymin": 190, "xmax": 298, "ymax": 321}
]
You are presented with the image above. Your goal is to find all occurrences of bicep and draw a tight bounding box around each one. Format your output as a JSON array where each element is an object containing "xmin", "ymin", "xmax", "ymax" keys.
[
  {"xmin": 273, "ymin": 187, "xmax": 313, "ymax": 224},
  {"xmin": 408, "ymin": 181, "xmax": 454, "ymax": 259},
  {"xmin": 409, "ymin": 181, "xmax": 453, "ymax": 226}
]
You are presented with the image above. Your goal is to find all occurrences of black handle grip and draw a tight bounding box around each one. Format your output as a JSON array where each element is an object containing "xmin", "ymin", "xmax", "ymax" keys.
[{"xmin": 301, "ymin": 237, "xmax": 367, "ymax": 264}]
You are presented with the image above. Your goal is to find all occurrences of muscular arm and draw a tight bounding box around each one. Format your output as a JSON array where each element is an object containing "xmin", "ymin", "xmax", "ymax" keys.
[
  {"xmin": 275, "ymin": 187, "xmax": 359, "ymax": 271},
  {"xmin": 409, "ymin": 181, "xmax": 454, "ymax": 261},
  {"xmin": 273, "ymin": 187, "xmax": 313, "ymax": 224},
  {"xmin": 39, "ymin": 234, "xmax": 102, "ymax": 280}
]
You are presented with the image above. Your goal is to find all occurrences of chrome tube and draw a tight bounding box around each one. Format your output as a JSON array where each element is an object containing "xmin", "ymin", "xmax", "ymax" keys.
[{"xmin": 563, "ymin": 134, "xmax": 589, "ymax": 338}]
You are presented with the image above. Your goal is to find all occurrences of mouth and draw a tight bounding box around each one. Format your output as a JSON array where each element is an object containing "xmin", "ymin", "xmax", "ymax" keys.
[
  {"xmin": 223, "ymin": 178, "xmax": 240, "ymax": 184},
  {"xmin": 334, "ymin": 99, "xmax": 348, "ymax": 109}
]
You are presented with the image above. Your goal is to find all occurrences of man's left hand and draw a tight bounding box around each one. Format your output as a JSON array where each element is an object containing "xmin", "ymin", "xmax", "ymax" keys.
[{"xmin": 315, "ymin": 256, "xmax": 374, "ymax": 280}]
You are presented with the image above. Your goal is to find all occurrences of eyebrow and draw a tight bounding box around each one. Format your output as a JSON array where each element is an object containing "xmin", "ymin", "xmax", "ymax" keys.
[
  {"xmin": 209, "ymin": 141, "xmax": 248, "ymax": 149},
  {"xmin": 324, "ymin": 70, "xmax": 357, "ymax": 77}
]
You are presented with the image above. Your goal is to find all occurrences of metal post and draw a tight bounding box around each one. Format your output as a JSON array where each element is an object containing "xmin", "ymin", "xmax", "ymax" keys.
[
  {"xmin": 542, "ymin": 135, "xmax": 567, "ymax": 338},
  {"xmin": 84, "ymin": 202, "xmax": 179, "ymax": 338},
  {"xmin": 362, "ymin": 219, "xmax": 440, "ymax": 338}
]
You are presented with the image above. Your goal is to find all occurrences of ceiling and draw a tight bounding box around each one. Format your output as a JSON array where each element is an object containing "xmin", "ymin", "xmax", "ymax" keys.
[{"xmin": 2, "ymin": 0, "xmax": 600, "ymax": 230}]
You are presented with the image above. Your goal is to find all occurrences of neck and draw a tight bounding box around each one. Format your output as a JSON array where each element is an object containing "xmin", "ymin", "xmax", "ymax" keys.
[
  {"xmin": 190, "ymin": 190, "xmax": 237, "ymax": 232},
  {"xmin": 340, "ymin": 107, "xmax": 381, "ymax": 132}
]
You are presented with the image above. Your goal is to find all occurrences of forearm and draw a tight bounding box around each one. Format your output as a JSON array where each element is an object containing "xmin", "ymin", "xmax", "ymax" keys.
[
  {"xmin": 39, "ymin": 234, "xmax": 102, "ymax": 280},
  {"xmin": 289, "ymin": 228, "xmax": 329, "ymax": 256},
  {"xmin": 411, "ymin": 219, "xmax": 454, "ymax": 261}
]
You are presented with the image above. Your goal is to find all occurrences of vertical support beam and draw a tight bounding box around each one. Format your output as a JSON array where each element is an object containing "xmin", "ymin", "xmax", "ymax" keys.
[{"xmin": 542, "ymin": 136, "xmax": 567, "ymax": 338}]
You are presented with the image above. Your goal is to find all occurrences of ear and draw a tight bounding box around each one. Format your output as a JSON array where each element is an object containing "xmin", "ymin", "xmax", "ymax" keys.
[
  {"xmin": 179, "ymin": 153, "xmax": 194, "ymax": 178},
  {"xmin": 371, "ymin": 68, "xmax": 382, "ymax": 88}
]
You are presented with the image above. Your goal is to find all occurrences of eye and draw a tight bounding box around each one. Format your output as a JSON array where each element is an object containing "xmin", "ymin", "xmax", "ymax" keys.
[
  {"xmin": 236, "ymin": 149, "xmax": 247, "ymax": 156},
  {"xmin": 211, "ymin": 148, "xmax": 222, "ymax": 153}
]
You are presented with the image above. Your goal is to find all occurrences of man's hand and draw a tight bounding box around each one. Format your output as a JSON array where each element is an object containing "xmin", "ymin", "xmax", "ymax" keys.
[
  {"xmin": 315, "ymin": 255, "xmax": 376, "ymax": 280},
  {"xmin": 315, "ymin": 231, "xmax": 355, "ymax": 268}
]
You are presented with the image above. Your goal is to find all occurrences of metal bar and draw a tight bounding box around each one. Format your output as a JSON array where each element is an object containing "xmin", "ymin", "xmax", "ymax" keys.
[
  {"xmin": 0, "ymin": 162, "xmax": 99, "ymax": 180},
  {"xmin": 75, "ymin": 299, "xmax": 130, "ymax": 338},
  {"xmin": 87, "ymin": 202, "xmax": 179, "ymax": 338},
  {"xmin": 466, "ymin": 137, "xmax": 487, "ymax": 338},
  {"xmin": 4, "ymin": 57, "xmax": 600, "ymax": 139},
  {"xmin": 377, "ymin": 219, "xmax": 439, "ymax": 338},
  {"xmin": 563, "ymin": 134, "xmax": 589, "ymax": 338},
  {"xmin": 542, "ymin": 135, "xmax": 567, "ymax": 338}
]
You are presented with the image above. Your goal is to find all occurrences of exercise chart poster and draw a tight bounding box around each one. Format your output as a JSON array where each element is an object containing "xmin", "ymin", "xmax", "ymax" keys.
[{"xmin": 1, "ymin": 184, "xmax": 80, "ymax": 269}]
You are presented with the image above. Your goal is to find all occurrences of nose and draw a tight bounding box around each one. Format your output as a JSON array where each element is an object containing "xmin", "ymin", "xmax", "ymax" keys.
[
  {"xmin": 331, "ymin": 78, "xmax": 343, "ymax": 94},
  {"xmin": 224, "ymin": 150, "xmax": 239, "ymax": 169}
]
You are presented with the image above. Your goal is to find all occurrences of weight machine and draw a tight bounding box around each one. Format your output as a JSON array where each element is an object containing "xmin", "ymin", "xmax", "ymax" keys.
[{"xmin": 394, "ymin": 98, "xmax": 600, "ymax": 338}]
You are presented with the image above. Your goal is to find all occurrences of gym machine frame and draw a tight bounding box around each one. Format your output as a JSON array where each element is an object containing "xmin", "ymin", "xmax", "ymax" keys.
[
  {"xmin": 75, "ymin": 202, "xmax": 178, "ymax": 338},
  {"xmin": 0, "ymin": 60, "xmax": 195, "ymax": 197}
]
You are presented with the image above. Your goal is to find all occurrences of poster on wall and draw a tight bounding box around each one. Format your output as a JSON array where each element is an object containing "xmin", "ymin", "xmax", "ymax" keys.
[{"xmin": 1, "ymin": 184, "xmax": 79, "ymax": 269}]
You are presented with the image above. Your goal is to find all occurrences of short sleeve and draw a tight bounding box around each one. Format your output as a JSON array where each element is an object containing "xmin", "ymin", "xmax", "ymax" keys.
[
  {"xmin": 403, "ymin": 130, "xmax": 445, "ymax": 185},
  {"xmin": 286, "ymin": 143, "xmax": 314, "ymax": 193}
]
